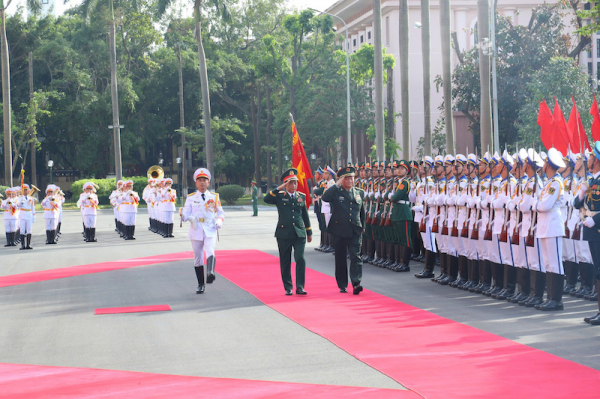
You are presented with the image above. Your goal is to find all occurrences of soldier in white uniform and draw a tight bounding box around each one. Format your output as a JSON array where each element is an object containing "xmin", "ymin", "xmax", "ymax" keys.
[
  {"xmin": 110, "ymin": 180, "xmax": 124, "ymax": 236},
  {"xmin": 159, "ymin": 178, "xmax": 177, "ymax": 238},
  {"xmin": 459, "ymin": 154, "xmax": 480, "ymax": 290},
  {"xmin": 1, "ymin": 188, "xmax": 19, "ymax": 246},
  {"xmin": 448, "ymin": 154, "xmax": 469, "ymax": 287},
  {"xmin": 119, "ymin": 180, "xmax": 140, "ymax": 240},
  {"xmin": 532, "ymin": 148, "xmax": 566, "ymax": 311},
  {"xmin": 41, "ymin": 185, "xmax": 60, "ymax": 245},
  {"xmin": 412, "ymin": 156, "xmax": 437, "ymax": 278},
  {"xmin": 17, "ymin": 184, "xmax": 36, "ymax": 250},
  {"xmin": 143, "ymin": 179, "xmax": 156, "ymax": 234},
  {"xmin": 77, "ymin": 182, "xmax": 99, "ymax": 242},
  {"xmin": 182, "ymin": 168, "xmax": 225, "ymax": 294}
]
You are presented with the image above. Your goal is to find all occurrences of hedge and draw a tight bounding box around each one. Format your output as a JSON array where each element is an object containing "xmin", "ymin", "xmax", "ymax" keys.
[
  {"xmin": 217, "ymin": 184, "xmax": 245, "ymax": 205},
  {"xmin": 70, "ymin": 177, "xmax": 149, "ymax": 205},
  {"xmin": 0, "ymin": 186, "xmax": 7, "ymax": 198}
]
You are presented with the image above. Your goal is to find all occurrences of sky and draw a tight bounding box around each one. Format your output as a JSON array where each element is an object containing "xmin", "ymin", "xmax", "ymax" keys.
[{"xmin": 7, "ymin": 0, "xmax": 341, "ymax": 17}]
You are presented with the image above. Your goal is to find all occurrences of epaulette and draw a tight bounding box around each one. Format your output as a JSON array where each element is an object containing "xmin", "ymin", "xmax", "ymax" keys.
[
  {"xmin": 298, "ymin": 192, "xmax": 306, "ymax": 196},
  {"xmin": 355, "ymin": 187, "xmax": 364, "ymax": 192},
  {"xmin": 187, "ymin": 192, "xmax": 195, "ymax": 197},
  {"xmin": 279, "ymin": 190, "xmax": 286, "ymax": 193}
]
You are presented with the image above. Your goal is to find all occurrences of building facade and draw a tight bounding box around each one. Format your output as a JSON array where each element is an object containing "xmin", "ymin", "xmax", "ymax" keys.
[{"xmin": 325, "ymin": 0, "xmax": 581, "ymax": 158}]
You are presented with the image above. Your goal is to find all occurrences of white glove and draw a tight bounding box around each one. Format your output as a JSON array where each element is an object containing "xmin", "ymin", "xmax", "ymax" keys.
[
  {"xmin": 374, "ymin": 192, "xmax": 380, "ymax": 199},
  {"xmin": 467, "ymin": 197, "xmax": 475, "ymax": 208},
  {"xmin": 33, "ymin": 217, "xmax": 36, "ymax": 223},
  {"xmin": 578, "ymin": 184, "xmax": 589, "ymax": 200},
  {"xmin": 412, "ymin": 205, "xmax": 423, "ymax": 213},
  {"xmin": 215, "ymin": 219, "xmax": 223, "ymax": 230},
  {"xmin": 388, "ymin": 193, "xmax": 393, "ymax": 200},
  {"xmin": 530, "ymin": 199, "xmax": 538, "ymax": 211},
  {"xmin": 480, "ymin": 199, "xmax": 488, "ymax": 209},
  {"xmin": 584, "ymin": 217, "xmax": 595, "ymax": 228},
  {"xmin": 445, "ymin": 196, "xmax": 455, "ymax": 206}
]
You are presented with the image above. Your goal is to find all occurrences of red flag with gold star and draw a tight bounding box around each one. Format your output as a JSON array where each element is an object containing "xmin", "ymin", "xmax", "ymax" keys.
[{"xmin": 292, "ymin": 121, "xmax": 313, "ymax": 209}]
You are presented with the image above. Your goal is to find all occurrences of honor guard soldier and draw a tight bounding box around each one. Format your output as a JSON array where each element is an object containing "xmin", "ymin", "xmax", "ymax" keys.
[
  {"xmin": 17, "ymin": 184, "xmax": 36, "ymax": 250},
  {"xmin": 312, "ymin": 168, "xmax": 326, "ymax": 251},
  {"xmin": 391, "ymin": 160, "xmax": 413, "ymax": 272},
  {"xmin": 119, "ymin": 180, "xmax": 140, "ymax": 240},
  {"xmin": 448, "ymin": 154, "xmax": 470, "ymax": 288},
  {"xmin": 251, "ymin": 180, "xmax": 259, "ymax": 216},
  {"xmin": 322, "ymin": 166, "xmax": 366, "ymax": 294},
  {"xmin": 77, "ymin": 182, "xmax": 99, "ymax": 242},
  {"xmin": 264, "ymin": 168, "xmax": 311, "ymax": 295},
  {"xmin": 110, "ymin": 180, "xmax": 124, "ymax": 236},
  {"xmin": 1, "ymin": 188, "xmax": 19, "ymax": 246},
  {"xmin": 314, "ymin": 167, "xmax": 335, "ymax": 253},
  {"xmin": 460, "ymin": 154, "xmax": 481, "ymax": 290},
  {"xmin": 575, "ymin": 142, "xmax": 600, "ymax": 324},
  {"xmin": 469, "ymin": 152, "xmax": 492, "ymax": 293},
  {"xmin": 182, "ymin": 168, "xmax": 225, "ymax": 294},
  {"xmin": 531, "ymin": 148, "xmax": 566, "ymax": 310},
  {"xmin": 414, "ymin": 156, "xmax": 437, "ymax": 278},
  {"xmin": 159, "ymin": 178, "xmax": 176, "ymax": 238},
  {"xmin": 42, "ymin": 185, "xmax": 60, "ymax": 245},
  {"xmin": 143, "ymin": 178, "xmax": 156, "ymax": 233}
]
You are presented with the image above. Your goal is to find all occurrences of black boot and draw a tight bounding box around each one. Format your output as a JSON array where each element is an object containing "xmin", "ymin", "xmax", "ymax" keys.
[
  {"xmin": 25, "ymin": 234, "xmax": 33, "ymax": 249},
  {"xmin": 495, "ymin": 265, "xmax": 516, "ymax": 300},
  {"xmin": 577, "ymin": 263, "xmax": 595, "ymax": 298},
  {"xmin": 440, "ymin": 255, "xmax": 458, "ymax": 285},
  {"xmin": 49, "ymin": 230, "xmax": 57, "ymax": 244},
  {"xmin": 485, "ymin": 263, "xmax": 503, "ymax": 297},
  {"xmin": 90, "ymin": 228, "xmax": 97, "ymax": 242},
  {"xmin": 563, "ymin": 261, "xmax": 577, "ymax": 294},
  {"xmin": 524, "ymin": 271, "xmax": 545, "ymax": 307},
  {"xmin": 452, "ymin": 256, "xmax": 469, "ymax": 288},
  {"xmin": 396, "ymin": 245, "xmax": 411, "ymax": 272},
  {"xmin": 4, "ymin": 232, "xmax": 12, "ymax": 247},
  {"xmin": 131, "ymin": 226, "xmax": 136, "ymax": 240},
  {"xmin": 168, "ymin": 223, "xmax": 174, "ymax": 238},
  {"xmin": 415, "ymin": 250, "xmax": 435, "ymax": 278},
  {"xmin": 19, "ymin": 235, "xmax": 26, "ymax": 250},
  {"xmin": 508, "ymin": 268, "xmax": 530, "ymax": 303},
  {"xmin": 536, "ymin": 273, "xmax": 564, "ymax": 311},
  {"xmin": 433, "ymin": 253, "xmax": 447, "ymax": 282},
  {"xmin": 207, "ymin": 256, "xmax": 216, "ymax": 283},
  {"xmin": 57, "ymin": 222, "xmax": 61, "ymax": 236},
  {"xmin": 9, "ymin": 231, "xmax": 16, "ymax": 246},
  {"xmin": 474, "ymin": 260, "xmax": 492, "ymax": 293},
  {"xmin": 46, "ymin": 230, "xmax": 51, "ymax": 245},
  {"xmin": 195, "ymin": 265, "xmax": 205, "ymax": 293},
  {"xmin": 585, "ymin": 281, "xmax": 600, "ymax": 324}
]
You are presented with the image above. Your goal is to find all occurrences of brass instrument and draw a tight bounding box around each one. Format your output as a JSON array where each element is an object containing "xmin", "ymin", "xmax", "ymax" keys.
[
  {"xmin": 29, "ymin": 185, "xmax": 40, "ymax": 198},
  {"xmin": 147, "ymin": 165, "xmax": 165, "ymax": 180}
]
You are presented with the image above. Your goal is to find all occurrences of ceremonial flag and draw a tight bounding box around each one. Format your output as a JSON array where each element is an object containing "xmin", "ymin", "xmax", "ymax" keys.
[
  {"xmin": 538, "ymin": 99, "xmax": 556, "ymax": 151},
  {"xmin": 590, "ymin": 93, "xmax": 600, "ymax": 143},
  {"xmin": 551, "ymin": 97, "xmax": 573, "ymax": 155},
  {"xmin": 568, "ymin": 95, "xmax": 591, "ymax": 153},
  {"xmin": 291, "ymin": 121, "xmax": 313, "ymax": 209}
]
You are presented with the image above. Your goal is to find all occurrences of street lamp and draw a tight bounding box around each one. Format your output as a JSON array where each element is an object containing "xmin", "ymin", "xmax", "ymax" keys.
[
  {"xmin": 48, "ymin": 160, "xmax": 54, "ymax": 184},
  {"xmin": 176, "ymin": 157, "xmax": 182, "ymax": 204},
  {"xmin": 310, "ymin": 8, "xmax": 352, "ymax": 165}
]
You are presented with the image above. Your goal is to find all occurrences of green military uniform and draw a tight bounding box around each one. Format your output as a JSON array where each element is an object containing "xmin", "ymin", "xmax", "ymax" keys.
[
  {"xmin": 391, "ymin": 160, "xmax": 414, "ymax": 272},
  {"xmin": 251, "ymin": 182, "xmax": 258, "ymax": 216},
  {"xmin": 264, "ymin": 168, "xmax": 312, "ymax": 295},
  {"xmin": 322, "ymin": 166, "xmax": 366, "ymax": 294}
]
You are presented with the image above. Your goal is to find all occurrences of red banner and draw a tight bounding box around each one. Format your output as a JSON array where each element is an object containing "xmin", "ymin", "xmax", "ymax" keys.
[{"xmin": 291, "ymin": 122, "xmax": 313, "ymax": 209}]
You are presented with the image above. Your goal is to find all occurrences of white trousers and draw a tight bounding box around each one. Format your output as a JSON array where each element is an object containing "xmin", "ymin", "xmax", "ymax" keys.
[
  {"xmin": 45, "ymin": 218, "xmax": 58, "ymax": 230},
  {"xmin": 452, "ymin": 235, "xmax": 465, "ymax": 257},
  {"xmin": 489, "ymin": 234, "xmax": 502, "ymax": 264},
  {"xmin": 511, "ymin": 239, "xmax": 527, "ymax": 268},
  {"xmin": 191, "ymin": 237, "xmax": 217, "ymax": 267},
  {"xmin": 19, "ymin": 219, "xmax": 33, "ymax": 234},
  {"xmin": 164, "ymin": 211, "xmax": 174, "ymax": 224},
  {"xmin": 574, "ymin": 239, "xmax": 593, "ymax": 264},
  {"xmin": 500, "ymin": 238, "xmax": 514, "ymax": 267},
  {"xmin": 524, "ymin": 237, "xmax": 543, "ymax": 272},
  {"xmin": 5, "ymin": 219, "xmax": 18, "ymax": 233},
  {"xmin": 539, "ymin": 237, "xmax": 563, "ymax": 275},
  {"xmin": 324, "ymin": 212, "xmax": 331, "ymax": 226},
  {"xmin": 83, "ymin": 215, "xmax": 97, "ymax": 228},
  {"xmin": 122, "ymin": 212, "xmax": 136, "ymax": 226}
]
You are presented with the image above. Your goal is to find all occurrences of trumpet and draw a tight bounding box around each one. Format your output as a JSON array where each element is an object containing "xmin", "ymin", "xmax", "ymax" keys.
[{"xmin": 130, "ymin": 193, "xmax": 134, "ymax": 197}]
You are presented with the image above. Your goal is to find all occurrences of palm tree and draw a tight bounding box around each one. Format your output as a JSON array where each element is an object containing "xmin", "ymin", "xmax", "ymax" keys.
[
  {"xmin": 439, "ymin": 0, "xmax": 454, "ymax": 153},
  {"xmin": 373, "ymin": 0, "xmax": 385, "ymax": 159},
  {"xmin": 421, "ymin": 0, "xmax": 431, "ymax": 156},
  {"xmin": 158, "ymin": 0, "xmax": 230, "ymax": 187},
  {"xmin": 399, "ymin": 0, "xmax": 409, "ymax": 159},
  {"xmin": 1, "ymin": 0, "xmax": 41, "ymax": 186},
  {"xmin": 478, "ymin": 0, "xmax": 492, "ymax": 153}
]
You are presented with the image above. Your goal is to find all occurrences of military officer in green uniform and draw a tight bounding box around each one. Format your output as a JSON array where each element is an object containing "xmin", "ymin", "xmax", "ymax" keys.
[
  {"xmin": 391, "ymin": 160, "xmax": 413, "ymax": 272},
  {"xmin": 322, "ymin": 166, "xmax": 366, "ymax": 294},
  {"xmin": 251, "ymin": 180, "xmax": 258, "ymax": 217},
  {"xmin": 574, "ymin": 142, "xmax": 600, "ymax": 324},
  {"xmin": 264, "ymin": 168, "xmax": 312, "ymax": 295}
]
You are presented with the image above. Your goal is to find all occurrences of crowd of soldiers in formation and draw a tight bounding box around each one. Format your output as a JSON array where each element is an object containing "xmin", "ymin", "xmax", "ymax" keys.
[{"xmin": 310, "ymin": 147, "xmax": 600, "ymax": 325}]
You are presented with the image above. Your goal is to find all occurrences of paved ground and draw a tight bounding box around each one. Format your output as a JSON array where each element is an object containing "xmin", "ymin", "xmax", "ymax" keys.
[{"xmin": 0, "ymin": 207, "xmax": 598, "ymax": 390}]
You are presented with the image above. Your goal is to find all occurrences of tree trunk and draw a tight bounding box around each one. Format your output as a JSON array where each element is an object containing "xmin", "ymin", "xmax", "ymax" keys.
[
  {"xmin": 386, "ymin": 67, "xmax": 395, "ymax": 143},
  {"xmin": 29, "ymin": 51, "xmax": 36, "ymax": 187},
  {"xmin": 440, "ymin": 0, "xmax": 454, "ymax": 153},
  {"xmin": 421, "ymin": 0, "xmax": 432, "ymax": 156},
  {"xmin": 478, "ymin": 0, "xmax": 492, "ymax": 154},
  {"xmin": 399, "ymin": 0, "xmax": 410, "ymax": 160},
  {"xmin": 177, "ymin": 44, "xmax": 186, "ymax": 198},
  {"xmin": 109, "ymin": 20, "xmax": 122, "ymax": 181},
  {"xmin": 1, "ymin": 6, "xmax": 11, "ymax": 186},
  {"xmin": 195, "ymin": 6, "xmax": 213, "ymax": 187},
  {"xmin": 253, "ymin": 82, "xmax": 262, "ymax": 193},
  {"xmin": 277, "ymin": 131, "xmax": 283, "ymax": 179},
  {"xmin": 373, "ymin": 0, "xmax": 385, "ymax": 159},
  {"xmin": 265, "ymin": 83, "xmax": 272, "ymax": 191}
]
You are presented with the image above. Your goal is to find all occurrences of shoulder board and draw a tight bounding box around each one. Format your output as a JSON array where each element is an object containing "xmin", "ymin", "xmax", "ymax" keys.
[
  {"xmin": 279, "ymin": 190, "xmax": 285, "ymax": 194},
  {"xmin": 187, "ymin": 192, "xmax": 195, "ymax": 197},
  {"xmin": 355, "ymin": 187, "xmax": 364, "ymax": 192},
  {"xmin": 298, "ymin": 192, "xmax": 306, "ymax": 197}
]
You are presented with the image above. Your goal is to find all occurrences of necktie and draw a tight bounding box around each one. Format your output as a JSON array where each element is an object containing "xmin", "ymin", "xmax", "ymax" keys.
[{"xmin": 202, "ymin": 193, "xmax": 205, "ymax": 201}]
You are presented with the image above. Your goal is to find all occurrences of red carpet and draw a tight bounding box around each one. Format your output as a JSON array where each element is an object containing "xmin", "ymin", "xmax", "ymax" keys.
[
  {"xmin": 0, "ymin": 252, "xmax": 193, "ymax": 288},
  {"xmin": 0, "ymin": 363, "xmax": 416, "ymax": 398},
  {"xmin": 94, "ymin": 305, "xmax": 171, "ymax": 315},
  {"xmin": 215, "ymin": 250, "xmax": 600, "ymax": 399}
]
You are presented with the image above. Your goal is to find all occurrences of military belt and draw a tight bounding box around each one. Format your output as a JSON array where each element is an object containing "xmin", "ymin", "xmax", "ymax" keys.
[{"xmin": 396, "ymin": 200, "xmax": 410, "ymax": 205}]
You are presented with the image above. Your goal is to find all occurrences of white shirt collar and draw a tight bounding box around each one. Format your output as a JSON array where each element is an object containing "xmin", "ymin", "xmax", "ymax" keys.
[{"xmin": 594, "ymin": 171, "xmax": 600, "ymax": 179}]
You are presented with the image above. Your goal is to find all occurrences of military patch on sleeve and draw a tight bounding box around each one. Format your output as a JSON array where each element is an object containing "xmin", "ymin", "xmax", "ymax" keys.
[
  {"xmin": 526, "ymin": 188, "xmax": 533, "ymax": 195},
  {"xmin": 548, "ymin": 187, "xmax": 556, "ymax": 195},
  {"xmin": 399, "ymin": 182, "xmax": 406, "ymax": 190}
]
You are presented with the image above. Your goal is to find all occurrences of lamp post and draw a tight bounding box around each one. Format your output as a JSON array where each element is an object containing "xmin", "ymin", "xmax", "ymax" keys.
[
  {"xmin": 48, "ymin": 160, "xmax": 54, "ymax": 184},
  {"xmin": 176, "ymin": 157, "xmax": 182, "ymax": 205},
  {"xmin": 310, "ymin": 8, "xmax": 351, "ymax": 164}
]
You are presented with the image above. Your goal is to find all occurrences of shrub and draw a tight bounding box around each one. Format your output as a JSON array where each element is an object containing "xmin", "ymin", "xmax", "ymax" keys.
[
  {"xmin": 0, "ymin": 186, "xmax": 8, "ymax": 198},
  {"xmin": 70, "ymin": 176, "xmax": 150, "ymax": 205},
  {"xmin": 217, "ymin": 184, "xmax": 244, "ymax": 205}
]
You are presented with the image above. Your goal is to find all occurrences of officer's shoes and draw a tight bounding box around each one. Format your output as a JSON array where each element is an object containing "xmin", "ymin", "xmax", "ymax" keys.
[
  {"xmin": 524, "ymin": 296, "xmax": 544, "ymax": 307},
  {"xmin": 207, "ymin": 274, "xmax": 216, "ymax": 284},
  {"xmin": 352, "ymin": 285, "xmax": 363, "ymax": 295},
  {"xmin": 340, "ymin": 287, "xmax": 347, "ymax": 293},
  {"xmin": 535, "ymin": 300, "xmax": 563, "ymax": 311},
  {"xmin": 584, "ymin": 311, "xmax": 600, "ymax": 323},
  {"xmin": 432, "ymin": 273, "xmax": 446, "ymax": 283},
  {"xmin": 518, "ymin": 294, "xmax": 534, "ymax": 306},
  {"xmin": 439, "ymin": 276, "xmax": 455, "ymax": 285},
  {"xmin": 296, "ymin": 288, "xmax": 307, "ymax": 295},
  {"xmin": 508, "ymin": 292, "xmax": 529, "ymax": 303},
  {"xmin": 563, "ymin": 284, "xmax": 576, "ymax": 294},
  {"xmin": 414, "ymin": 269, "xmax": 434, "ymax": 278},
  {"xmin": 395, "ymin": 264, "xmax": 410, "ymax": 272},
  {"xmin": 285, "ymin": 289, "xmax": 293, "ymax": 296},
  {"xmin": 196, "ymin": 285, "xmax": 205, "ymax": 294}
]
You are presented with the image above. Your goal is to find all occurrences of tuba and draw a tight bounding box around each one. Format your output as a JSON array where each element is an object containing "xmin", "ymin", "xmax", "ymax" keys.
[{"xmin": 147, "ymin": 165, "xmax": 164, "ymax": 180}]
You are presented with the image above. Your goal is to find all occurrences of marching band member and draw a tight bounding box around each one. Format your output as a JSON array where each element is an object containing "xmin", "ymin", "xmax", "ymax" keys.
[
  {"xmin": 143, "ymin": 179, "xmax": 156, "ymax": 234},
  {"xmin": 119, "ymin": 180, "xmax": 140, "ymax": 240},
  {"xmin": 17, "ymin": 184, "xmax": 36, "ymax": 250},
  {"xmin": 182, "ymin": 168, "xmax": 225, "ymax": 294},
  {"xmin": 110, "ymin": 180, "xmax": 124, "ymax": 236},
  {"xmin": 159, "ymin": 178, "xmax": 177, "ymax": 238},
  {"xmin": 1, "ymin": 188, "xmax": 19, "ymax": 247},
  {"xmin": 77, "ymin": 182, "xmax": 99, "ymax": 243},
  {"xmin": 42, "ymin": 185, "xmax": 60, "ymax": 245}
]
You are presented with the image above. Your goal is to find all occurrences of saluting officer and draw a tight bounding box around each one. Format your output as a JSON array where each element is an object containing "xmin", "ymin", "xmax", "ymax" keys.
[
  {"xmin": 322, "ymin": 166, "xmax": 366, "ymax": 294},
  {"xmin": 264, "ymin": 168, "xmax": 312, "ymax": 296}
]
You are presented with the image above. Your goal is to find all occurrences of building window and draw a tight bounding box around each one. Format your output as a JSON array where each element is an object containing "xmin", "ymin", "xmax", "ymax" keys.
[
  {"xmin": 597, "ymin": 39, "xmax": 600, "ymax": 58},
  {"xmin": 353, "ymin": 38, "xmax": 356, "ymax": 47},
  {"xmin": 368, "ymin": 31, "xmax": 371, "ymax": 40},
  {"xmin": 597, "ymin": 62, "xmax": 600, "ymax": 80},
  {"xmin": 589, "ymin": 62, "xmax": 593, "ymax": 76},
  {"xmin": 385, "ymin": 16, "xmax": 389, "ymax": 46},
  {"xmin": 360, "ymin": 35, "xmax": 363, "ymax": 43}
]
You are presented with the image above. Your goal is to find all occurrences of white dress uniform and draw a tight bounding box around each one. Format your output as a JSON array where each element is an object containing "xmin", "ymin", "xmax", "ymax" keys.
[
  {"xmin": 442, "ymin": 174, "xmax": 458, "ymax": 257},
  {"xmin": 1, "ymin": 189, "xmax": 19, "ymax": 246},
  {"xmin": 77, "ymin": 192, "xmax": 99, "ymax": 229},
  {"xmin": 519, "ymin": 175, "xmax": 544, "ymax": 272},
  {"xmin": 450, "ymin": 174, "xmax": 469, "ymax": 258},
  {"xmin": 492, "ymin": 175, "xmax": 518, "ymax": 267},
  {"xmin": 569, "ymin": 174, "xmax": 593, "ymax": 264},
  {"xmin": 118, "ymin": 182, "xmax": 140, "ymax": 240},
  {"xmin": 159, "ymin": 185, "xmax": 177, "ymax": 225},
  {"xmin": 321, "ymin": 177, "xmax": 335, "ymax": 226},
  {"xmin": 182, "ymin": 190, "xmax": 225, "ymax": 266},
  {"xmin": 17, "ymin": 193, "xmax": 36, "ymax": 235},
  {"xmin": 109, "ymin": 187, "xmax": 122, "ymax": 229},
  {"xmin": 465, "ymin": 175, "xmax": 480, "ymax": 261},
  {"xmin": 507, "ymin": 174, "xmax": 529, "ymax": 269},
  {"xmin": 535, "ymin": 174, "xmax": 565, "ymax": 275},
  {"xmin": 41, "ymin": 195, "xmax": 59, "ymax": 231}
]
